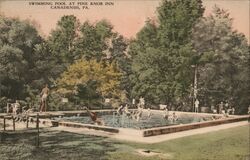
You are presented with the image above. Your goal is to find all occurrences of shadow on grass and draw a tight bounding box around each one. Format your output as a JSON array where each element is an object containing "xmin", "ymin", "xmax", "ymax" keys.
[{"xmin": 0, "ymin": 129, "xmax": 120, "ymax": 160}]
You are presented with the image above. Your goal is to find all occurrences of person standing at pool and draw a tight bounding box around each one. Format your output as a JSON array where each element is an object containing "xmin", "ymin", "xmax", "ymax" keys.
[
  {"xmin": 39, "ymin": 84, "xmax": 49, "ymax": 112},
  {"xmin": 194, "ymin": 99, "xmax": 199, "ymax": 113},
  {"xmin": 225, "ymin": 102, "xmax": 229, "ymax": 110},
  {"xmin": 163, "ymin": 107, "xmax": 169, "ymax": 120},
  {"xmin": 139, "ymin": 97, "xmax": 145, "ymax": 108},
  {"xmin": 218, "ymin": 102, "xmax": 224, "ymax": 114},
  {"xmin": 136, "ymin": 107, "xmax": 143, "ymax": 121},
  {"xmin": 231, "ymin": 107, "xmax": 235, "ymax": 115},
  {"xmin": 132, "ymin": 98, "xmax": 136, "ymax": 108},
  {"xmin": 147, "ymin": 108, "xmax": 152, "ymax": 119},
  {"xmin": 13, "ymin": 100, "xmax": 21, "ymax": 115}
]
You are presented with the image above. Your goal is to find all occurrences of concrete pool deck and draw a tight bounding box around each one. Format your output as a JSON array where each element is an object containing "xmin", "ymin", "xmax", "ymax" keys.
[{"xmin": 0, "ymin": 109, "xmax": 236, "ymax": 118}]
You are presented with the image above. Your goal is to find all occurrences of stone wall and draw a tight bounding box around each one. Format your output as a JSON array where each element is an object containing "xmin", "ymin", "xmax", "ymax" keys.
[{"xmin": 143, "ymin": 115, "xmax": 249, "ymax": 137}]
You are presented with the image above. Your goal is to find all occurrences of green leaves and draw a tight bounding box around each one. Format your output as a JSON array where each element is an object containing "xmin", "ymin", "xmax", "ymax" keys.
[
  {"xmin": 157, "ymin": 0, "xmax": 204, "ymax": 46},
  {"xmin": 0, "ymin": 16, "xmax": 42, "ymax": 99},
  {"xmin": 191, "ymin": 6, "xmax": 250, "ymax": 112},
  {"xmin": 57, "ymin": 59, "xmax": 122, "ymax": 99},
  {"xmin": 0, "ymin": 3, "xmax": 248, "ymax": 113},
  {"xmin": 129, "ymin": 0, "xmax": 204, "ymax": 106}
]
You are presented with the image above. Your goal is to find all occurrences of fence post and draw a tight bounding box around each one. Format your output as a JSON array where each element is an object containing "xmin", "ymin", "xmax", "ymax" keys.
[
  {"xmin": 36, "ymin": 113, "xmax": 39, "ymax": 147},
  {"xmin": 26, "ymin": 116, "xmax": 29, "ymax": 128},
  {"xmin": 3, "ymin": 117, "xmax": 6, "ymax": 131},
  {"xmin": 12, "ymin": 116, "xmax": 15, "ymax": 131}
]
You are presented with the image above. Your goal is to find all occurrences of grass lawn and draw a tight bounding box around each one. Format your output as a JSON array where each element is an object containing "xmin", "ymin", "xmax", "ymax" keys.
[
  {"xmin": 0, "ymin": 124, "xmax": 249, "ymax": 160},
  {"xmin": 109, "ymin": 125, "xmax": 250, "ymax": 160}
]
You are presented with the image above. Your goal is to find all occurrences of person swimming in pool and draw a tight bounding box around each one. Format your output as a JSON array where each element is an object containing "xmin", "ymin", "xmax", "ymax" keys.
[
  {"xmin": 172, "ymin": 112, "xmax": 178, "ymax": 122},
  {"xmin": 117, "ymin": 104, "xmax": 126, "ymax": 115},
  {"xmin": 124, "ymin": 104, "xmax": 131, "ymax": 117}
]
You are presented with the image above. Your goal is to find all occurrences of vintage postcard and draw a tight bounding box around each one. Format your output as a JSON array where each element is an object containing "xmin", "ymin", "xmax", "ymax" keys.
[{"xmin": 0, "ymin": 0, "xmax": 249, "ymax": 159}]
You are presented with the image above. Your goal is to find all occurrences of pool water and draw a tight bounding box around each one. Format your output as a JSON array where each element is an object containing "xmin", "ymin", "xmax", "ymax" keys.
[{"xmin": 55, "ymin": 111, "xmax": 216, "ymax": 129}]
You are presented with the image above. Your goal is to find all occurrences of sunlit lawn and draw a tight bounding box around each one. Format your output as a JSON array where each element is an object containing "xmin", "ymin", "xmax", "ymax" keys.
[
  {"xmin": 0, "ymin": 124, "xmax": 249, "ymax": 160},
  {"xmin": 109, "ymin": 125, "xmax": 249, "ymax": 160}
]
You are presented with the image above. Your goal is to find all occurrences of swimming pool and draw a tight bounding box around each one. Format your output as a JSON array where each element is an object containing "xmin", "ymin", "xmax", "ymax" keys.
[
  {"xmin": 18, "ymin": 110, "xmax": 247, "ymax": 138},
  {"xmin": 54, "ymin": 110, "xmax": 220, "ymax": 129}
]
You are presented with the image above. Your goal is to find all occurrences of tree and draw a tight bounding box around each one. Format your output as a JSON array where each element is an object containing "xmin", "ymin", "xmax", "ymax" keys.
[
  {"xmin": 75, "ymin": 20, "xmax": 131, "ymax": 98},
  {"xmin": 0, "ymin": 16, "xmax": 42, "ymax": 100},
  {"xmin": 45, "ymin": 17, "xmax": 129, "ymax": 108},
  {"xmin": 74, "ymin": 80, "xmax": 102, "ymax": 107},
  {"xmin": 0, "ymin": 45, "xmax": 27, "ymax": 99},
  {"xmin": 74, "ymin": 20, "xmax": 114, "ymax": 60},
  {"xmin": 56, "ymin": 59, "xmax": 122, "ymax": 106},
  {"xmin": 157, "ymin": 0, "xmax": 204, "ymax": 47},
  {"xmin": 108, "ymin": 34, "xmax": 131, "ymax": 97},
  {"xmin": 191, "ymin": 6, "xmax": 250, "ymax": 113},
  {"xmin": 129, "ymin": 0, "xmax": 204, "ymax": 107},
  {"xmin": 48, "ymin": 15, "xmax": 80, "ymax": 63}
]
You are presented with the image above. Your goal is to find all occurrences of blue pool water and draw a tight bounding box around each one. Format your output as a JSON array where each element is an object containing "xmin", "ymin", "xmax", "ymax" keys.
[{"xmin": 55, "ymin": 111, "xmax": 217, "ymax": 129}]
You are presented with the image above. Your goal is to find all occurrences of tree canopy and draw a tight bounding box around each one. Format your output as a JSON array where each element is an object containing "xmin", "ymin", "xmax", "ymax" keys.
[
  {"xmin": 57, "ymin": 59, "xmax": 122, "ymax": 99},
  {"xmin": 0, "ymin": 1, "xmax": 249, "ymax": 113},
  {"xmin": 129, "ymin": 0, "xmax": 204, "ymax": 107},
  {"xmin": 0, "ymin": 16, "xmax": 42, "ymax": 100},
  {"xmin": 191, "ymin": 6, "xmax": 250, "ymax": 113}
]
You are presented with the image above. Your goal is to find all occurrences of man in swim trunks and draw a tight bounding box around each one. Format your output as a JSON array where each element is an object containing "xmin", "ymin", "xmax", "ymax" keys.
[{"xmin": 39, "ymin": 84, "xmax": 49, "ymax": 112}]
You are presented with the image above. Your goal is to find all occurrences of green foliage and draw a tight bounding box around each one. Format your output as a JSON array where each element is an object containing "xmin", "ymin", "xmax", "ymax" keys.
[
  {"xmin": 74, "ymin": 80, "xmax": 102, "ymax": 107},
  {"xmin": 74, "ymin": 20, "xmax": 113, "ymax": 61},
  {"xmin": 191, "ymin": 6, "xmax": 250, "ymax": 113},
  {"xmin": 108, "ymin": 34, "xmax": 131, "ymax": 95},
  {"xmin": 0, "ymin": 3, "xmax": 248, "ymax": 113},
  {"xmin": 129, "ymin": 0, "xmax": 204, "ymax": 106},
  {"xmin": 48, "ymin": 15, "xmax": 79, "ymax": 64},
  {"xmin": 0, "ymin": 97, "xmax": 7, "ymax": 112},
  {"xmin": 46, "ymin": 92, "xmax": 75, "ymax": 111},
  {"xmin": 157, "ymin": 0, "xmax": 204, "ymax": 47},
  {"xmin": 0, "ymin": 16, "xmax": 42, "ymax": 100},
  {"xmin": 57, "ymin": 59, "xmax": 122, "ymax": 106},
  {"xmin": 0, "ymin": 15, "xmax": 129, "ymax": 111}
]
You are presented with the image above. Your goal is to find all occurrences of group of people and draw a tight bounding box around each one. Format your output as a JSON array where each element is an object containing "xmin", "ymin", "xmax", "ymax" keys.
[
  {"xmin": 162, "ymin": 106, "xmax": 178, "ymax": 122},
  {"xmin": 116, "ymin": 103, "xmax": 144, "ymax": 122},
  {"xmin": 115, "ymin": 100, "xmax": 179, "ymax": 123},
  {"xmin": 6, "ymin": 100, "xmax": 21, "ymax": 115},
  {"xmin": 193, "ymin": 99, "xmax": 238, "ymax": 116},
  {"xmin": 7, "ymin": 84, "xmax": 49, "ymax": 113},
  {"xmin": 8, "ymin": 84, "xmax": 250, "ymax": 127},
  {"xmin": 115, "ymin": 97, "xmax": 146, "ymax": 122},
  {"xmin": 210, "ymin": 102, "xmax": 235, "ymax": 116},
  {"xmin": 4, "ymin": 84, "xmax": 49, "ymax": 122},
  {"xmin": 6, "ymin": 100, "xmax": 34, "ymax": 121}
]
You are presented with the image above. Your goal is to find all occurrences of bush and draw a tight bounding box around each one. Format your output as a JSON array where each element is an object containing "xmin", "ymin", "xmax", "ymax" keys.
[{"xmin": 0, "ymin": 97, "xmax": 7, "ymax": 113}]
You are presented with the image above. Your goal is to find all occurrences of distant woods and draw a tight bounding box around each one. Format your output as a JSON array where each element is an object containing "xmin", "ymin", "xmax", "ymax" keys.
[{"xmin": 0, "ymin": 0, "xmax": 249, "ymax": 114}]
